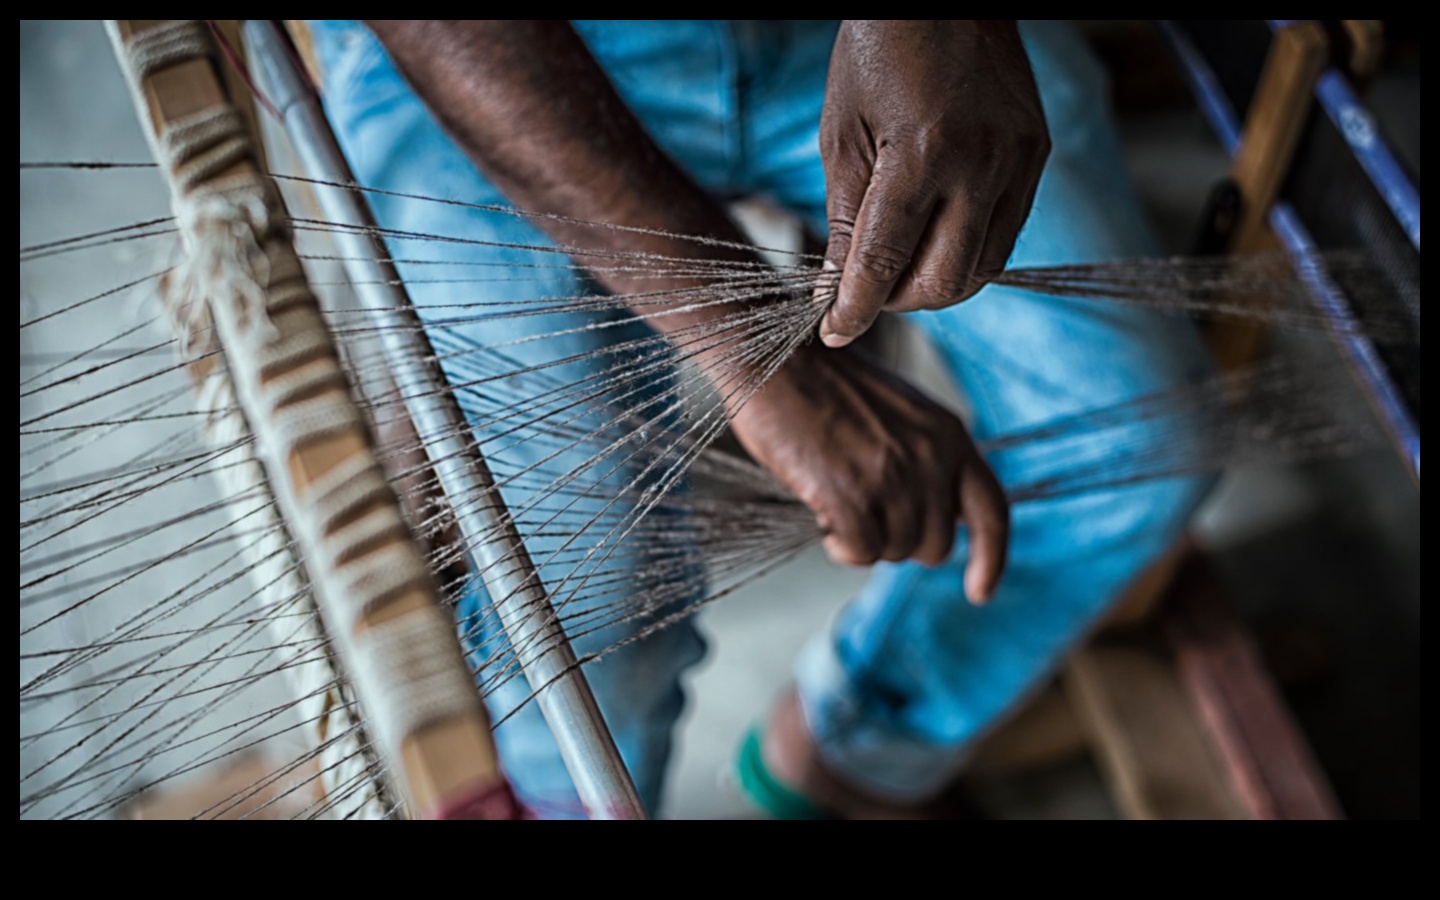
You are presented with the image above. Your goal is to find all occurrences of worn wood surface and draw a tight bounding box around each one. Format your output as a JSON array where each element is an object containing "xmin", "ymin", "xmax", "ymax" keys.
[
  {"xmin": 115, "ymin": 20, "xmax": 502, "ymax": 817},
  {"xmin": 1209, "ymin": 20, "xmax": 1329, "ymax": 370},
  {"xmin": 1164, "ymin": 557, "xmax": 1343, "ymax": 820},
  {"xmin": 1341, "ymin": 20, "xmax": 1386, "ymax": 85},
  {"xmin": 1065, "ymin": 639, "xmax": 1247, "ymax": 820},
  {"xmin": 967, "ymin": 684, "xmax": 1089, "ymax": 778}
]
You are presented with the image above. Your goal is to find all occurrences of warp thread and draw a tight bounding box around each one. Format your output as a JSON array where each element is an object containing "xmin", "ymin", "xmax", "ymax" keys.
[{"xmin": 116, "ymin": 19, "xmax": 492, "ymax": 817}]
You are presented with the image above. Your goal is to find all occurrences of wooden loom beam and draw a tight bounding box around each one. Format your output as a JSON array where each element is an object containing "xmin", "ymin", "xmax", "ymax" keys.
[
  {"xmin": 1163, "ymin": 556, "xmax": 1342, "ymax": 820},
  {"xmin": 110, "ymin": 19, "xmax": 505, "ymax": 818},
  {"xmin": 1209, "ymin": 19, "xmax": 1329, "ymax": 370},
  {"xmin": 1071, "ymin": 21, "xmax": 1338, "ymax": 820},
  {"xmin": 245, "ymin": 19, "xmax": 646, "ymax": 820}
]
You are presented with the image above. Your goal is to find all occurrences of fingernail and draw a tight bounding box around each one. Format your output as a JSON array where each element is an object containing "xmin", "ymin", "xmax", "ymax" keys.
[{"xmin": 822, "ymin": 332, "xmax": 853, "ymax": 349}]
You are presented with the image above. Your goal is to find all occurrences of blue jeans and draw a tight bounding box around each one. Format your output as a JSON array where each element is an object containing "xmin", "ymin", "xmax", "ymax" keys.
[{"xmin": 310, "ymin": 20, "xmax": 1211, "ymax": 812}]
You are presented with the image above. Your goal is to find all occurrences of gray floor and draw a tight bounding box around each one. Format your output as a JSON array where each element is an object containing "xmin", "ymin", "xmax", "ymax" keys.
[
  {"xmin": 20, "ymin": 22, "xmax": 309, "ymax": 820},
  {"xmin": 21, "ymin": 21, "xmax": 1420, "ymax": 820}
]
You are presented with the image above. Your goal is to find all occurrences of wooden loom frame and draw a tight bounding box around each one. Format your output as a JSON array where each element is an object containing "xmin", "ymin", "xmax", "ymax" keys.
[
  {"xmin": 972, "ymin": 19, "xmax": 1413, "ymax": 820},
  {"xmin": 97, "ymin": 18, "xmax": 1409, "ymax": 821},
  {"xmin": 1064, "ymin": 20, "xmax": 1345, "ymax": 821},
  {"xmin": 244, "ymin": 19, "xmax": 646, "ymax": 819},
  {"xmin": 106, "ymin": 18, "xmax": 643, "ymax": 820}
]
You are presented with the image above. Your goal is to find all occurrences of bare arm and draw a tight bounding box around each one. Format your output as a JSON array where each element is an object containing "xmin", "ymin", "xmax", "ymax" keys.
[
  {"xmin": 369, "ymin": 20, "xmax": 1010, "ymax": 600},
  {"xmin": 367, "ymin": 20, "xmax": 760, "ymax": 325}
]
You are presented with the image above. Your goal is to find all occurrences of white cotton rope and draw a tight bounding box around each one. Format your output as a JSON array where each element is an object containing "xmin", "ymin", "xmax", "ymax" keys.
[
  {"xmin": 107, "ymin": 19, "xmax": 494, "ymax": 817},
  {"xmin": 347, "ymin": 606, "xmax": 486, "ymax": 762},
  {"xmin": 192, "ymin": 365, "xmax": 387, "ymax": 820}
]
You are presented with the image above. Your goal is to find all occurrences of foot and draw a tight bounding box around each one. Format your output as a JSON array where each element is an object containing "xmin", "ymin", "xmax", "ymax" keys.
[{"xmin": 759, "ymin": 690, "xmax": 973, "ymax": 820}]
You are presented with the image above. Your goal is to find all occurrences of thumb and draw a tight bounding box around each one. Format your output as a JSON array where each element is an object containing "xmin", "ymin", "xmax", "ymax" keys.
[{"xmin": 814, "ymin": 192, "xmax": 859, "ymax": 316}]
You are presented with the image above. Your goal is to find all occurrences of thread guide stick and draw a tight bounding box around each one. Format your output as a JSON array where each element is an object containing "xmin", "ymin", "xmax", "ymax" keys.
[
  {"xmin": 108, "ymin": 19, "xmax": 506, "ymax": 819},
  {"xmin": 246, "ymin": 19, "xmax": 646, "ymax": 820}
]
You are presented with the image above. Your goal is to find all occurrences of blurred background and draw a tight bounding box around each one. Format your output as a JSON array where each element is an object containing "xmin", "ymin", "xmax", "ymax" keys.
[{"xmin": 20, "ymin": 20, "xmax": 1420, "ymax": 819}]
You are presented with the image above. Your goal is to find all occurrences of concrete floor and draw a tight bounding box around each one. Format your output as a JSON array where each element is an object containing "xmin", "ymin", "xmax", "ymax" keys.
[{"xmin": 21, "ymin": 21, "xmax": 1420, "ymax": 820}]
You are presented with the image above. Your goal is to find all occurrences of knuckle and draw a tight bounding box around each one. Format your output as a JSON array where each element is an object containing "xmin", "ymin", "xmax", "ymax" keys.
[
  {"xmin": 912, "ymin": 123, "xmax": 950, "ymax": 160},
  {"xmin": 884, "ymin": 288, "xmax": 924, "ymax": 313},
  {"xmin": 958, "ymin": 217, "xmax": 988, "ymax": 248},
  {"xmin": 837, "ymin": 125, "xmax": 874, "ymax": 158},
  {"xmin": 1034, "ymin": 129, "xmax": 1053, "ymax": 162},
  {"xmin": 1014, "ymin": 121, "xmax": 1051, "ymax": 158},
  {"xmin": 853, "ymin": 242, "xmax": 913, "ymax": 284},
  {"xmin": 972, "ymin": 263, "xmax": 1005, "ymax": 286},
  {"xmin": 878, "ymin": 121, "xmax": 925, "ymax": 153},
  {"xmin": 913, "ymin": 271, "xmax": 972, "ymax": 305},
  {"xmin": 827, "ymin": 215, "xmax": 857, "ymax": 238}
]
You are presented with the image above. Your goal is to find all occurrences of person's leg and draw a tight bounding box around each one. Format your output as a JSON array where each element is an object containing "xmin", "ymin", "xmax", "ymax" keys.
[
  {"xmin": 306, "ymin": 20, "xmax": 750, "ymax": 814},
  {"xmin": 748, "ymin": 21, "xmax": 1213, "ymax": 802},
  {"xmin": 739, "ymin": 20, "xmax": 840, "ymax": 220}
]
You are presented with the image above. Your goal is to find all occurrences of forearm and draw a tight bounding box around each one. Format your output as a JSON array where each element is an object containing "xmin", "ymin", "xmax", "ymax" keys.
[
  {"xmin": 367, "ymin": 21, "xmax": 764, "ymax": 331},
  {"xmin": 369, "ymin": 21, "xmax": 1011, "ymax": 583}
]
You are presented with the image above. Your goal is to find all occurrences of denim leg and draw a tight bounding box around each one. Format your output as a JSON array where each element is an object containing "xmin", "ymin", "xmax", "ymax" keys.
[
  {"xmin": 773, "ymin": 21, "xmax": 1215, "ymax": 799},
  {"xmin": 310, "ymin": 19, "xmax": 1213, "ymax": 808},
  {"xmin": 308, "ymin": 21, "xmax": 715, "ymax": 815},
  {"xmin": 740, "ymin": 20, "xmax": 839, "ymax": 222}
]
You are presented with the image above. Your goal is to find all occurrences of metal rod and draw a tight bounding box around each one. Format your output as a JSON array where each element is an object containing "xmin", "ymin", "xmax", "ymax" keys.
[
  {"xmin": 1265, "ymin": 19, "xmax": 1420, "ymax": 250},
  {"xmin": 1312, "ymin": 70, "xmax": 1420, "ymax": 253},
  {"xmin": 1157, "ymin": 20, "xmax": 1420, "ymax": 482},
  {"xmin": 245, "ymin": 20, "xmax": 646, "ymax": 820}
]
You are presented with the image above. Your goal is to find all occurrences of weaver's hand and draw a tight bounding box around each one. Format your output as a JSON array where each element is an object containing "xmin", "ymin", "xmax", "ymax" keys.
[
  {"xmin": 731, "ymin": 345, "xmax": 1009, "ymax": 604},
  {"xmin": 818, "ymin": 20, "xmax": 1049, "ymax": 348}
]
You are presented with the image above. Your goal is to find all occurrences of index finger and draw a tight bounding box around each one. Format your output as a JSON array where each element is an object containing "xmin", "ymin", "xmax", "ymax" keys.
[{"xmin": 821, "ymin": 162, "xmax": 938, "ymax": 348}]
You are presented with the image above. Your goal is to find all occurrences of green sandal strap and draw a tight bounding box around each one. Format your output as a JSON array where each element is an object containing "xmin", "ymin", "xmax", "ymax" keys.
[{"xmin": 734, "ymin": 727, "xmax": 833, "ymax": 820}]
